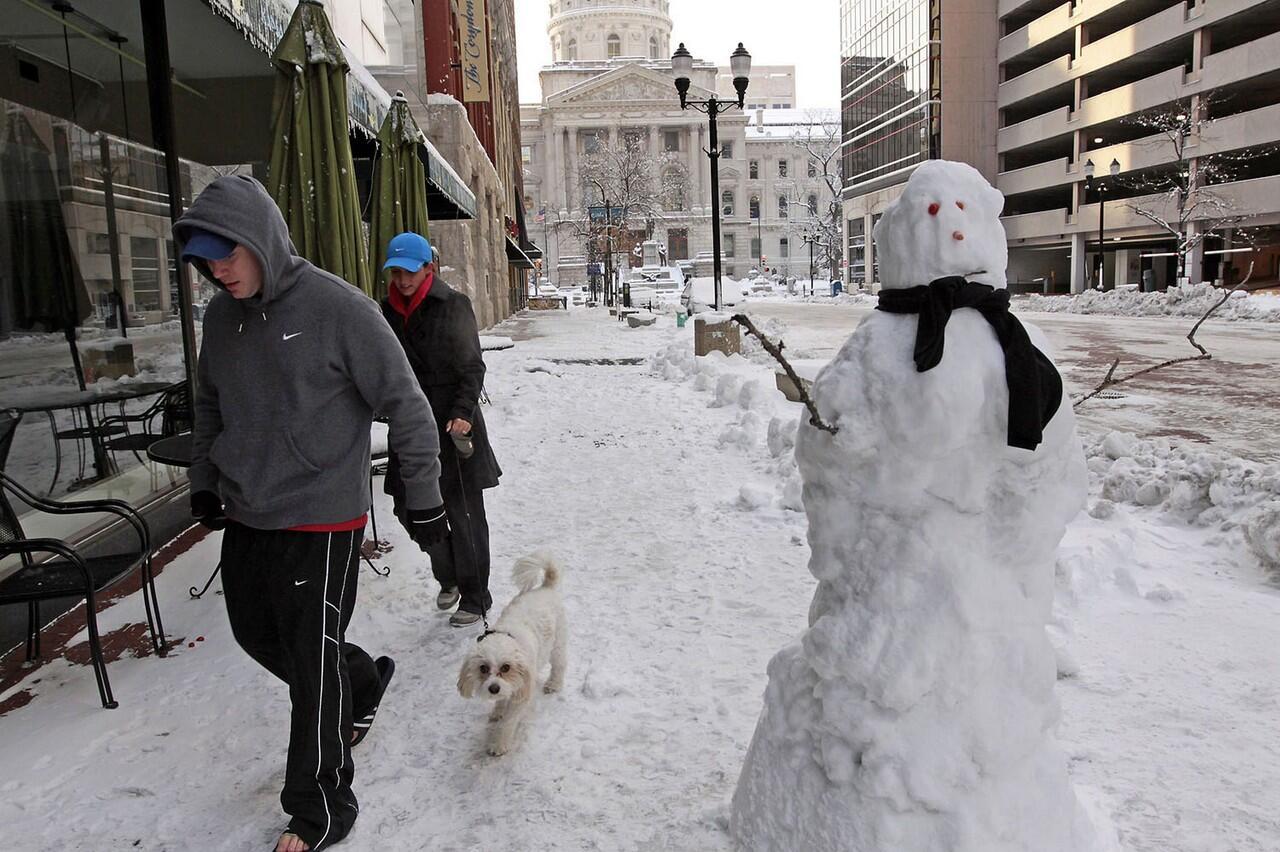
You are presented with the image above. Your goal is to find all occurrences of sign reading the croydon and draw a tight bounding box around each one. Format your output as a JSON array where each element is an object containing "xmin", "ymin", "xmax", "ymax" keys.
[{"xmin": 461, "ymin": 0, "xmax": 491, "ymax": 103}]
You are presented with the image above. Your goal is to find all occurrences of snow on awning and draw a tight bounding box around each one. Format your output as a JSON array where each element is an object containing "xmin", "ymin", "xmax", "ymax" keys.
[
  {"xmin": 200, "ymin": 0, "xmax": 385, "ymax": 140},
  {"xmin": 421, "ymin": 139, "xmax": 477, "ymax": 221}
]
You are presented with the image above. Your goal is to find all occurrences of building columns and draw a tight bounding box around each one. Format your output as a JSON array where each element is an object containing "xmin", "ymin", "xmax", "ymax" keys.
[
  {"xmin": 1070, "ymin": 232, "xmax": 1088, "ymax": 293},
  {"xmin": 864, "ymin": 213, "xmax": 876, "ymax": 289},
  {"xmin": 1186, "ymin": 220, "xmax": 1206, "ymax": 284}
]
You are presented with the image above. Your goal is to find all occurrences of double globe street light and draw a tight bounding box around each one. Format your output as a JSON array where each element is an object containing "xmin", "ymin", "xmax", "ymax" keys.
[
  {"xmin": 1084, "ymin": 157, "xmax": 1121, "ymax": 290},
  {"xmin": 672, "ymin": 42, "xmax": 751, "ymax": 312}
]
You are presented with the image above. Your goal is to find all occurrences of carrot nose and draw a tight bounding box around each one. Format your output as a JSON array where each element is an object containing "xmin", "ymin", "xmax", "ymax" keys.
[{"xmin": 952, "ymin": 231, "xmax": 965, "ymax": 241}]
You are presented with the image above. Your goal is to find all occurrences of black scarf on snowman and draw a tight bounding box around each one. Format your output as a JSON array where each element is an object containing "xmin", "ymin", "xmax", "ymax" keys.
[{"xmin": 876, "ymin": 276, "xmax": 1063, "ymax": 451}]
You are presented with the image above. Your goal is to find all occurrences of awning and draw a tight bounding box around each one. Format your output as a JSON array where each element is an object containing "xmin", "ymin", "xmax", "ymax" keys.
[
  {"xmin": 420, "ymin": 140, "xmax": 477, "ymax": 221},
  {"xmin": 506, "ymin": 237, "xmax": 535, "ymax": 270},
  {"xmin": 524, "ymin": 242, "xmax": 544, "ymax": 261},
  {"xmin": 200, "ymin": 0, "xmax": 385, "ymax": 141}
]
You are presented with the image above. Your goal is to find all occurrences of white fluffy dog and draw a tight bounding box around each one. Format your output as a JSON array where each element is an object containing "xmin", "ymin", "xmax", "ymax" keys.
[{"xmin": 456, "ymin": 552, "xmax": 568, "ymax": 755}]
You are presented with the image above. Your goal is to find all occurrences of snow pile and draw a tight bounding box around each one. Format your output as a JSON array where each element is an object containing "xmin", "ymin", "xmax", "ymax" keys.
[
  {"xmin": 1083, "ymin": 430, "xmax": 1280, "ymax": 571},
  {"xmin": 1021, "ymin": 282, "xmax": 1280, "ymax": 322},
  {"xmin": 731, "ymin": 161, "xmax": 1107, "ymax": 851},
  {"xmin": 650, "ymin": 341, "xmax": 805, "ymax": 511}
]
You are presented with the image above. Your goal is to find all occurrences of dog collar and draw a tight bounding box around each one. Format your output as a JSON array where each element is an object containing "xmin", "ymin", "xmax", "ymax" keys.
[{"xmin": 477, "ymin": 629, "xmax": 512, "ymax": 644}]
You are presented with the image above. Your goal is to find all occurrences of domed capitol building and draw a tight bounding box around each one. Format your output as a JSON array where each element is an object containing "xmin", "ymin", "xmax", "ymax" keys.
[{"xmin": 521, "ymin": 0, "xmax": 838, "ymax": 286}]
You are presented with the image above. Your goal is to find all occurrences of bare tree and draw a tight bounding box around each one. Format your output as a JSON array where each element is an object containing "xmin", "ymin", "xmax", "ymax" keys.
[
  {"xmin": 1121, "ymin": 94, "xmax": 1272, "ymax": 283},
  {"xmin": 554, "ymin": 135, "xmax": 688, "ymax": 300},
  {"xmin": 790, "ymin": 111, "xmax": 843, "ymax": 280}
]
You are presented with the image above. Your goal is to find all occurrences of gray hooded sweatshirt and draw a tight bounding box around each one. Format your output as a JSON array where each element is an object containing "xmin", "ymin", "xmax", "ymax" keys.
[{"xmin": 174, "ymin": 175, "xmax": 442, "ymax": 529}]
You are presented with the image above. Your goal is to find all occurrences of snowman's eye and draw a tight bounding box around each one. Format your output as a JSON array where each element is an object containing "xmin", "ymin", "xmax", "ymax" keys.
[
  {"xmin": 956, "ymin": 200, "xmax": 966, "ymax": 210},
  {"xmin": 927, "ymin": 202, "xmax": 940, "ymax": 216}
]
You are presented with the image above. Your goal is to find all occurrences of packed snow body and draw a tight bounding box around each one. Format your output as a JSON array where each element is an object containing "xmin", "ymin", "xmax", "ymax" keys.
[{"xmin": 731, "ymin": 161, "xmax": 1104, "ymax": 851}]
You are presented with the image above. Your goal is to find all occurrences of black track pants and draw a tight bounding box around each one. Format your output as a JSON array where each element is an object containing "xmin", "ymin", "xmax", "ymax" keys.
[{"xmin": 220, "ymin": 522, "xmax": 380, "ymax": 850}]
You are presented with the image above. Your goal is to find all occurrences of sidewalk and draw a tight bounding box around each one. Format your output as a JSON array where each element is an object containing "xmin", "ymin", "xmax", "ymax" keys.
[
  {"xmin": 0, "ymin": 308, "xmax": 814, "ymax": 851},
  {"xmin": 2, "ymin": 306, "xmax": 1279, "ymax": 851}
]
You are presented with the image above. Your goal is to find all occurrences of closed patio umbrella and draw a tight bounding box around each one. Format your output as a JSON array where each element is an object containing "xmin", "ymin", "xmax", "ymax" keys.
[
  {"xmin": 1, "ymin": 112, "xmax": 92, "ymax": 389},
  {"xmin": 368, "ymin": 92, "xmax": 430, "ymax": 302},
  {"xmin": 266, "ymin": 0, "xmax": 372, "ymax": 296}
]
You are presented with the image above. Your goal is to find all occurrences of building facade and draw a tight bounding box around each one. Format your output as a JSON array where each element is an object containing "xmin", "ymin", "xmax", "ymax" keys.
[
  {"xmin": 840, "ymin": 0, "xmax": 1280, "ymax": 291},
  {"xmin": 997, "ymin": 0, "xmax": 1280, "ymax": 291},
  {"xmin": 717, "ymin": 66, "xmax": 797, "ymax": 110},
  {"xmin": 377, "ymin": 0, "xmax": 531, "ymax": 328},
  {"xmin": 522, "ymin": 0, "xmax": 837, "ymax": 285}
]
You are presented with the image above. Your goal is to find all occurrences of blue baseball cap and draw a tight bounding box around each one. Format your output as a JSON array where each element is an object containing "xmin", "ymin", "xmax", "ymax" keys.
[
  {"xmin": 383, "ymin": 232, "xmax": 433, "ymax": 272},
  {"xmin": 180, "ymin": 228, "xmax": 236, "ymax": 263}
]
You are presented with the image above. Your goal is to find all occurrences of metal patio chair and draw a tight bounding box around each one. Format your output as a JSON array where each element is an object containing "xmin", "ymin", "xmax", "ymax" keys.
[{"xmin": 0, "ymin": 410, "xmax": 167, "ymax": 709}]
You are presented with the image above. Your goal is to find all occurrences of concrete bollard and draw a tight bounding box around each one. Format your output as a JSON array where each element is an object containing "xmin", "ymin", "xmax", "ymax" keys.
[{"xmin": 694, "ymin": 314, "xmax": 740, "ymax": 357}]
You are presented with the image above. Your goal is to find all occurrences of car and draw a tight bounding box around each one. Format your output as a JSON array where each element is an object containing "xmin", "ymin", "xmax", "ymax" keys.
[{"xmin": 681, "ymin": 276, "xmax": 745, "ymax": 314}]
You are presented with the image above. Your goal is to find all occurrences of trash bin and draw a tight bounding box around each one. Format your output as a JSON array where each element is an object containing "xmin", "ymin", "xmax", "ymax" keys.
[
  {"xmin": 676, "ymin": 310, "xmax": 688, "ymax": 328},
  {"xmin": 831, "ymin": 280, "xmax": 843, "ymax": 297}
]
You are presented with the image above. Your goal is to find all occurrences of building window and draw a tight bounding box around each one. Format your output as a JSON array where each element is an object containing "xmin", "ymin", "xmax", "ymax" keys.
[
  {"xmin": 724, "ymin": 233, "xmax": 736, "ymax": 258},
  {"xmin": 131, "ymin": 236, "xmax": 162, "ymax": 313},
  {"xmin": 663, "ymin": 130, "xmax": 681, "ymax": 152},
  {"xmin": 721, "ymin": 190, "xmax": 735, "ymax": 216},
  {"xmin": 778, "ymin": 159, "xmax": 788, "ymax": 178},
  {"xmin": 521, "ymin": 145, "xmax": 533, "ymax": 165},
  {"xmin": 807, "ymin": 160, "xmax": 818, "ymax": 178},
  {"xmin": 750, "ymin": 237, "xmax": 761, "ymax": 260},
  {"xmin": 780, "ymin": 237, "xmax": 790, "ymax": 258},
  {"xmin": 662, "ymin": 169, "xmax": 684, "ymax": 211},
  {"xmin": 749, "ymin": 159, "xmax": 759, "ymax": 179},
  {"xmin": 566, "ymin": 39, "xmax": 577, "ymax": 61},
  {"xmin": 607, "ymin": 33, "xmax": 621, "ymax": 58},
  {"xmin": 668, "ymin": 227, "xmax": 689, "ymax": 260},
  {"xmin": 778, "ymin": 196, "xmax": 789, "ymax": 218},
  {"xmin": 749, "ymin": 195, "xmax": 760, "ymax": 219},
  {"xmin": 721, "ymin": 141, "xmax": 733, "ymax": 159},
  {"xmin": 808, "ymin": 193, "xmax": 819, "ymax": 217},
  {"xmin": 582, "ymin": 132, "xmax": 601, "ymax": 154},
  {"xmin": 649, "ymin": 36, "xmax": 659, "ymax": 59}
]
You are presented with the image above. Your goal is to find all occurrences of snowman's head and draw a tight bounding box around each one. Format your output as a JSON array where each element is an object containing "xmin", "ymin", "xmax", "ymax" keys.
[{"xmin": 872, "ymin": 161, "xmax": 1008, "ymax": 291}]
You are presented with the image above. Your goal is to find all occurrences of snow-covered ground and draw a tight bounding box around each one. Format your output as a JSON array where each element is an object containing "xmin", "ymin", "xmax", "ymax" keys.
[
  {"xmin": 1020, "ymin": 282, "xmax": 1280, "ymax": 322},
  {"xmin": 1, "ymin": 307, "xmax": 1278, "ymax": 850}
]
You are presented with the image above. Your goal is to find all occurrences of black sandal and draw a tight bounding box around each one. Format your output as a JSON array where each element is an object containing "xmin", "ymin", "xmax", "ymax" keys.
[{"xmin": 350, "ymin": 655, "xmax": 395, "ymax": 748}]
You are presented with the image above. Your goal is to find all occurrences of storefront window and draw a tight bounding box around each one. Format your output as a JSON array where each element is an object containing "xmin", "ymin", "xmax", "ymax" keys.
[{"xmin": 0, "ymin": 2, "xmax": 228, "ymax": 565}]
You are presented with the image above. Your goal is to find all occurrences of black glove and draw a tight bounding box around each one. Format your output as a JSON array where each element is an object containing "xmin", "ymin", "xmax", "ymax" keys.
[
  {"xmin": 408, "ymin": 504, "xmax": 450, "ymax": 548},
  {"xmin": 191, "ymin": 490, "xmax": 227, "ymax": 531}
]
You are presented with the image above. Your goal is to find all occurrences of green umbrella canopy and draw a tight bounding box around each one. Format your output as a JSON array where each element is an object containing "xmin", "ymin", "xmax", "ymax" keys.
[
  {"xmin": 267, "ymin": 0, "xmax": 372, "ymax": 296},
  {"xmin": 368, "ymin": 92, "xmax": 430, "ymax": 302},
  {"xmin": 2, "ymin": 113, "xmax": 92, "ymax": 387}
]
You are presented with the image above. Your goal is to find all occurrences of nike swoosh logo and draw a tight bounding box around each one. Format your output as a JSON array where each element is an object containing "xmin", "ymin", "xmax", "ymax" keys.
[
  {"xmin": 283, "ymin": 332, "xmax": 303, "ymax": 341},
  {"xmin": 294, "ymin": 579, "xmax": 308, "ymax": 586}
]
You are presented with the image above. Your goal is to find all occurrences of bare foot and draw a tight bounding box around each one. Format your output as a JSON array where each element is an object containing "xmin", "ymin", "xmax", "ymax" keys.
[{"xmin": 276, "ymin": 832, "xmax": 309, "ymax": 852}]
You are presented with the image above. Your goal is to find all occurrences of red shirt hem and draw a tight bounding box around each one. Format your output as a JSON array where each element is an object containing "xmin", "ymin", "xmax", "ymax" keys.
[{"xmin": 288, "ymin": 515, "xmax": 368, "ymax": 533}]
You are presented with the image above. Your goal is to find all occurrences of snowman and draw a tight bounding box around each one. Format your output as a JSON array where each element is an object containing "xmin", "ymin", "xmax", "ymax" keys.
[{"xmin": 730, "ymin": 161, "xmax": 1104, "ymax": 851}]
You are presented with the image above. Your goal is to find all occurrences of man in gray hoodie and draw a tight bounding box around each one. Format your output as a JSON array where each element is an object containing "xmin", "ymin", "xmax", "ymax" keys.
[{"xmin": 174, "ymin": 175, "xmax": 447, "ymax": 852}]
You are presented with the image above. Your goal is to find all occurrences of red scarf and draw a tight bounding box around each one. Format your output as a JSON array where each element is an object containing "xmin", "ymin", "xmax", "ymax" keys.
[{"xmin": 389, "ymin": 271, "xmax": 434, "ymax": 320}]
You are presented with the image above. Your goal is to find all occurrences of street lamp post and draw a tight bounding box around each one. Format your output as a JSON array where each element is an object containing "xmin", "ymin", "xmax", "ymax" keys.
[
  {"xmin": 1084, "ymin": 157, "xmax": 1121, "ymax": 290},
  {"xmin": 673, "ymin": 42, "xmax": 751, "ymax": 312}
]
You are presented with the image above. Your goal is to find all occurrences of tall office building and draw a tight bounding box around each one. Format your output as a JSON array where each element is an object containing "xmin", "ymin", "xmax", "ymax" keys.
[{"xmin": 839, "ymin": 0, "xmax": 998, "ymax": 285}]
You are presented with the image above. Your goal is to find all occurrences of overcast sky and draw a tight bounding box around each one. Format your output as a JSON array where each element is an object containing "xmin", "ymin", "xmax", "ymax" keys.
[{"xmin": 514, "ymin": 0, "xmax": 842, "ymax": 109}]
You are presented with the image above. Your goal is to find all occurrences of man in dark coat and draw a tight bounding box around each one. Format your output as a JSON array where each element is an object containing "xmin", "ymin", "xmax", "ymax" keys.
[{"xmin": 380, "ymin": 233, "xmax": 501, "ymax": 627}]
